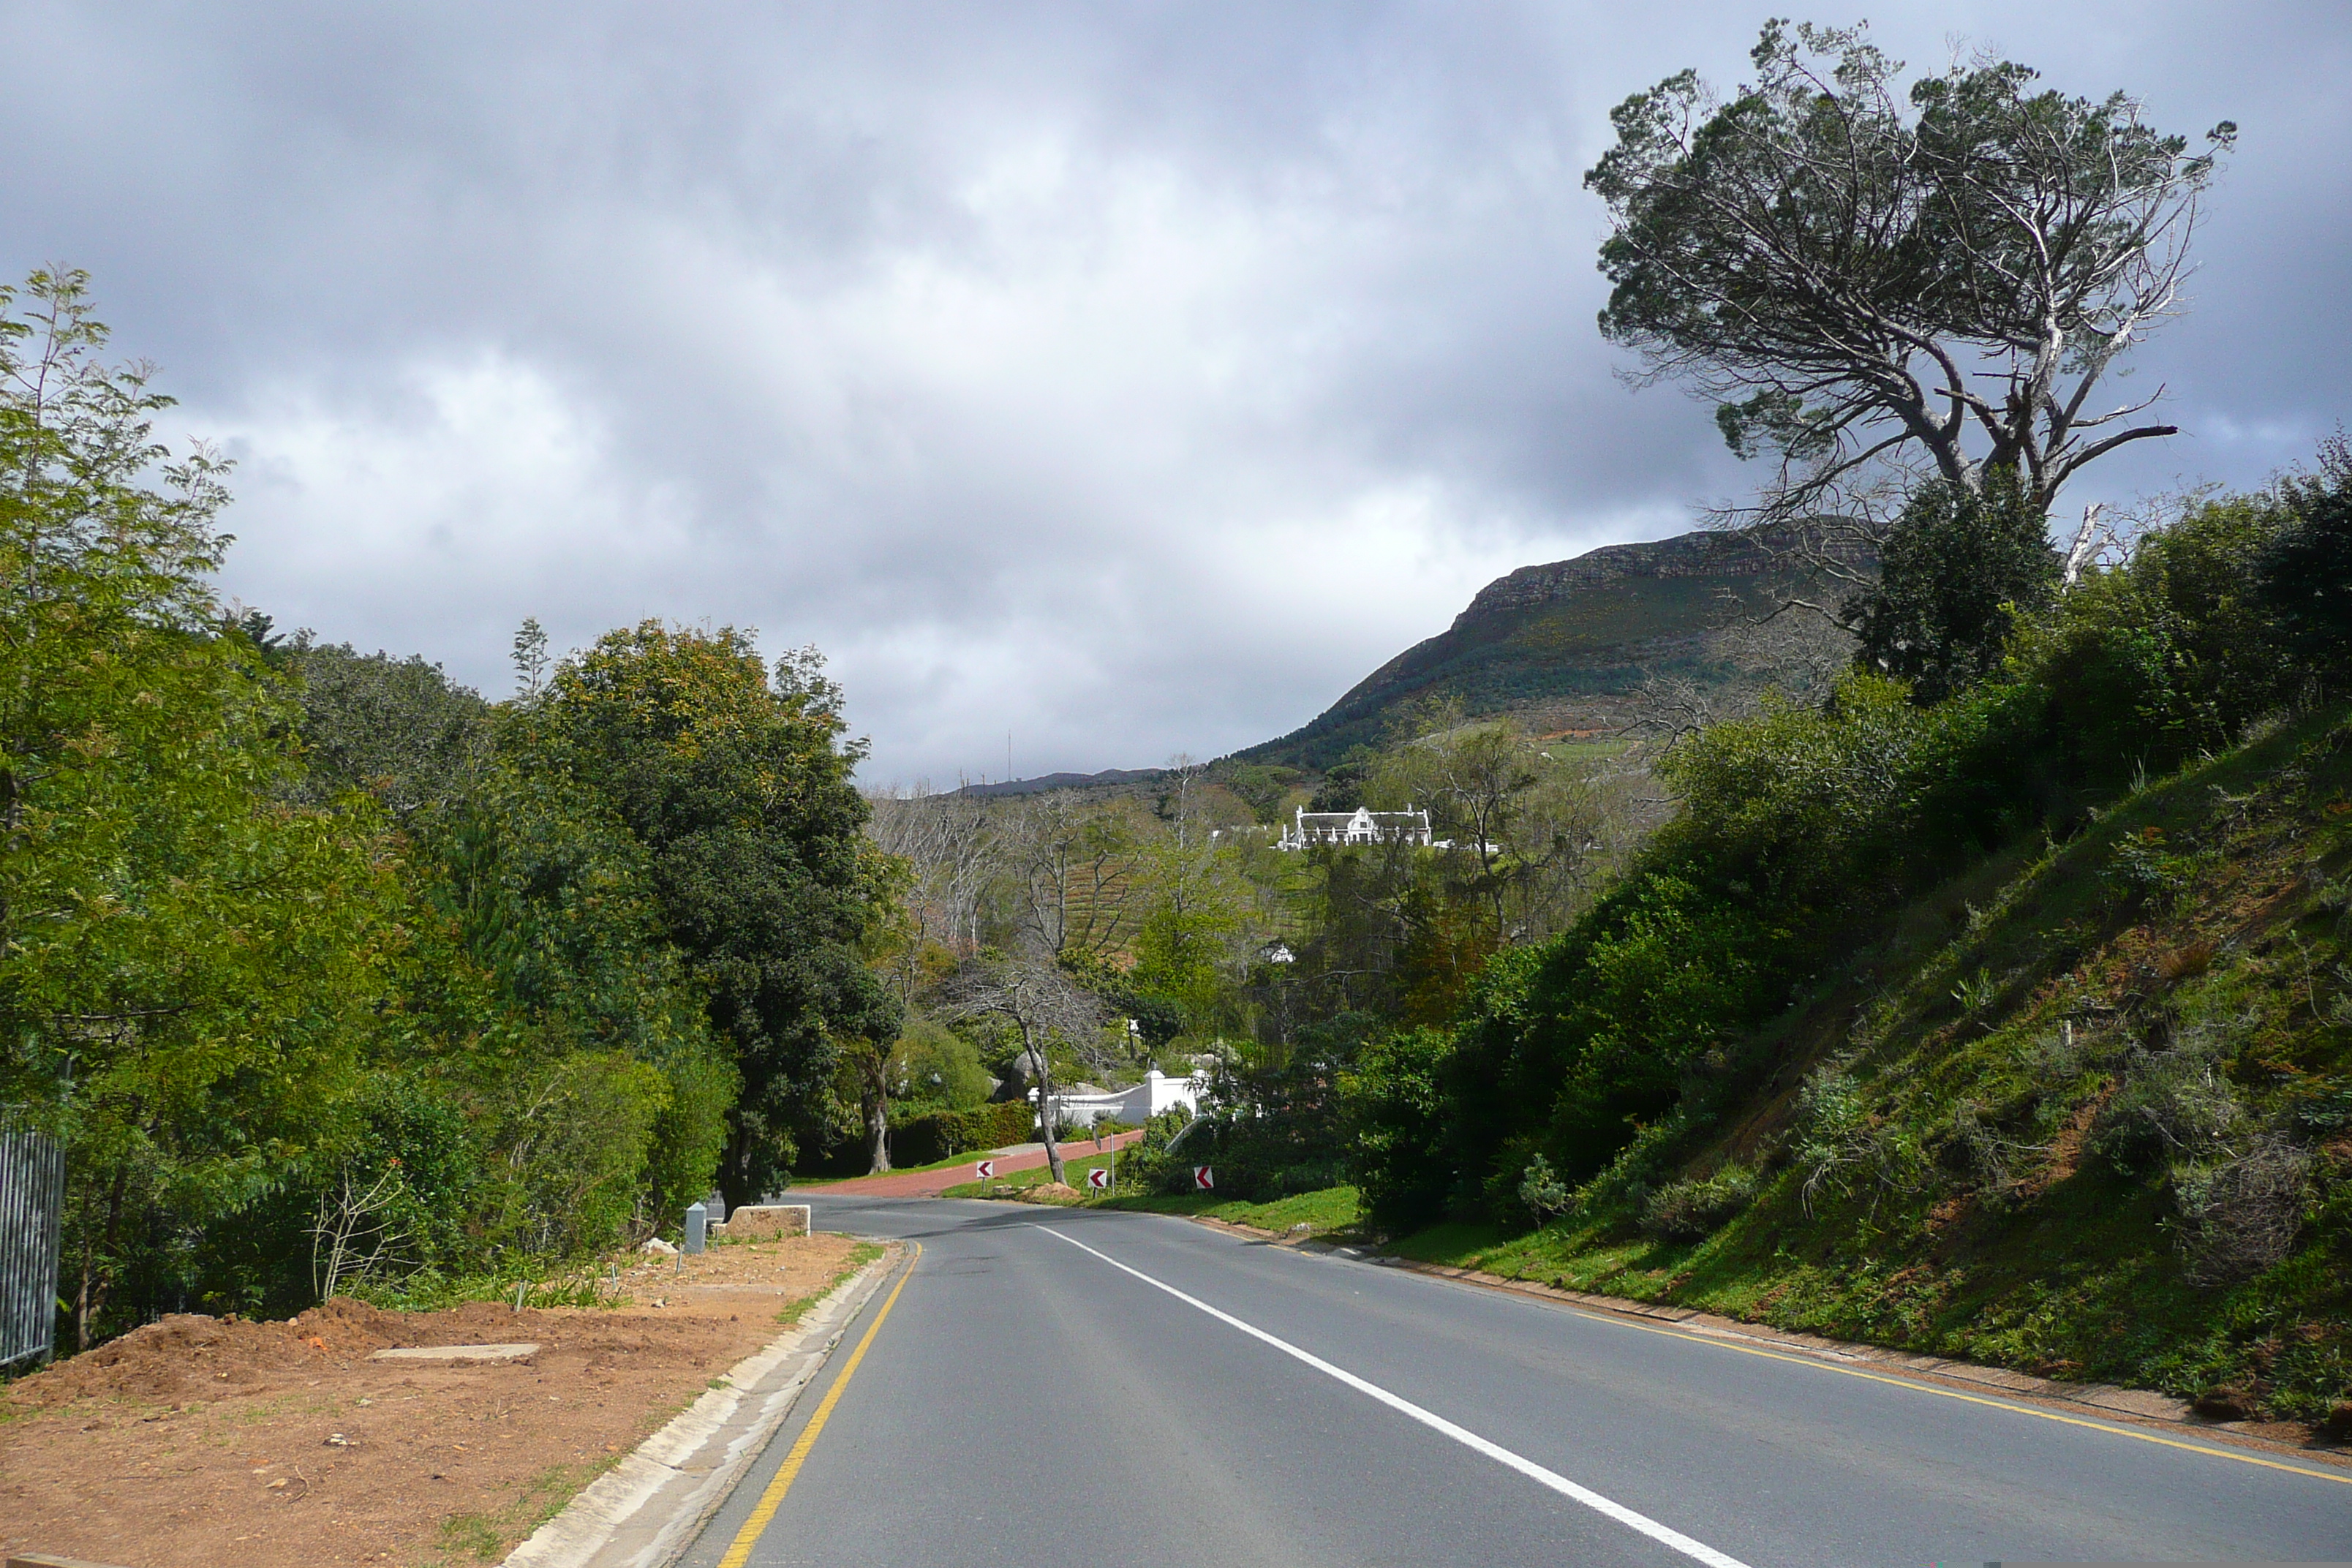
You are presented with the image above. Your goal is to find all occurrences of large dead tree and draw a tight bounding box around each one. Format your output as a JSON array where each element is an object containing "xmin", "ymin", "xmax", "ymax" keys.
[
  {"xmin": 866, "ymin": 783, "xmax": 998, "ymax": 963},
  {"xmin": 1586, "ymin": 20, "xmax": 2234, "ymax": 581},
  {"xmin": 1006, "ymin": 792, "xmax": 1145, "ymax": 965}
]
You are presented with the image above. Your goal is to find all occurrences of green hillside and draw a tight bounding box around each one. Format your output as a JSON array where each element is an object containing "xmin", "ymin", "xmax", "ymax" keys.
[
  {"xmin": 1240, "ymin": 529, "xmax": 1810, "ymax": 769},
  {"xmin": 1402, "ymin": 708, "xmax": 2352, "ymax": 1424}
]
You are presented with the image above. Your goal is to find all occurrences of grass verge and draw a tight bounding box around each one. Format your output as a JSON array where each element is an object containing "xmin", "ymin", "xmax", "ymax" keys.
[
  {"xmin": 776, "ymin": 1240, "xmax": 884, "ymax": 1327},
  {"xmin": 792, "ymin": 1139, "xmax": 1063, "ymax": 1183},
  {"xmin": 1098, "ymin": 1185, "xmax": 1363, "ymax": 1237},
  {"xmin": 427, "ymin": 1456, "xmax": 619, "ymax": 1564},
  {"xmin": 941, "ymin": 1166, "xmax": 1365, "ymax": 1241},
  {"xmin": 935, "ymin": 1147, "xmax": 1123, "ymax": 1199}
]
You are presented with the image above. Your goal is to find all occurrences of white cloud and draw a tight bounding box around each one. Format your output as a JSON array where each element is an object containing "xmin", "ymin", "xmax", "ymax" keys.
[
  {"xmin": 212, "ymin": 355, "xmax": 694, "ymax": 689},
  {"xmin": 9, "ymin": 0, "xmax": 2348, "ymax": 779}
]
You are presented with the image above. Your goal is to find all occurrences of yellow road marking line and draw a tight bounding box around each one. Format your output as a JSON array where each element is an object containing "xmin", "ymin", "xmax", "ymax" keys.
[
  {"xmin": 1520, "ymin": 1286, "xmax": 2352, "ymax": 1488},
  {"xmin": 714, "ymin": 1243, "xmax": 918, "ymax": 1568}
]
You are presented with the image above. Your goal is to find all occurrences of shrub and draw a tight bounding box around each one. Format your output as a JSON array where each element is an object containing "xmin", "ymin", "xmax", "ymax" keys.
[
  {"xmin": 887, "ymin": 1100, "xmax": 1035, "ymax": 1167},
  {"xmin": 1115, "ymin": 1106, "xmax": 1205, "ymax": 1195},
  {"xmin": 2173, "ymin": 1134, "xmax": 2313, "ymax": 1286},
  {"xmin": 1518, "ymin": 1155, "xmax": 1574, "ymax": 1228},
  {"xmin": 1846, "ymin": 468, "xmax": 2059, "ymax": 705},
  {"xmin": 2258, "ymin": 434, "xmax": 2352, "ymax": 665},
  {"xmin": 2091, "ymin": 1043, "xmax": 2250, "ymax": 1175},
  {"xmin": 2016, "ymin": 493, "xmax": 2294, "ymax": 782},
  {"xmin": 490, "ymin": 1051, "xmax": 671, "ymax": 1256},
  {"xmin": 1640, "ymin": 1163, "xmax": 1759, "ymax": 1240},
  {"xmin": 1792, "ymin": 1064, "xmax": 1924, "ymax": 1214},
  {"xmin": 1340, "ymin": 1028, "xmax": 1455, "ymax": 1234}
]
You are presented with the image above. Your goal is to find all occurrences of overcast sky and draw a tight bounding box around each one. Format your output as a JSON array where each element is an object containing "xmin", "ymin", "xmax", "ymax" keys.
[{"xmin": 5, "ymin": 3, "xmax": 2346, "ymax": 783}]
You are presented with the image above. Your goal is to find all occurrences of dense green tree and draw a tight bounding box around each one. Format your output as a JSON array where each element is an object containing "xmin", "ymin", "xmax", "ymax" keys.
[
  {"xmin": 0, "ymin": 271, "xmax": 402, "ymax": 1342},
  {"xmin": 1223, "ymin": 763, "xmax": 1297, "ymax": 825},
  {"xmin": 2259, "ymin": 435, "xmax": 2352, "ymax": 668},
  {"xmin": 1846, "ymin": 471, "xmax": 2059, "ymax": 704},
  {"xmin": 520, "ymin": 622, "xmax": 899, "ymax": 1205},
  {"xmin": 2021, "ymin": 494, "xmax": 2296, "ymax": 778},
  {"xmin": 282, "ymin": 638, "xmax": 491, "ymax": 815},
  {"xmin": 888, "ymin": 1014, "xmax": 993, "ymax": 1112}
]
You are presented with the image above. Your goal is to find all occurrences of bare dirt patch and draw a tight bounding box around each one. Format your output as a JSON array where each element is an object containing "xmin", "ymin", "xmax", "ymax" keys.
[{"xmin": 1, "ymin": 1232, "xmax": 870, "ymax": 1568}]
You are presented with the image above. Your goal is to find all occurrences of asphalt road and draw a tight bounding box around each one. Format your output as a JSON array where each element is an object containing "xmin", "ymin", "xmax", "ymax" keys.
[{"xmin": 679, "ymin": 1196, "xmax": 2352, "ymax": 1567}]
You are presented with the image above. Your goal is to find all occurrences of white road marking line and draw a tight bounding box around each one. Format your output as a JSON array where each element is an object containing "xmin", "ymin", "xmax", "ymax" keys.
[{"xmin": 1030, "ymin": 1224, "xmax": 1751, "ymax": 1568}]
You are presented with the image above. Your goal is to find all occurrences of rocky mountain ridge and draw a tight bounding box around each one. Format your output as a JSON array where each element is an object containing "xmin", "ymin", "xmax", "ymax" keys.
[
  {"xmin": 1455, "ymin": 529, "xmax": 1788, "ymax": 621},
  {"xmin": 1237, "ymin": 524, "xmax": 1850, "ymax": 770}
]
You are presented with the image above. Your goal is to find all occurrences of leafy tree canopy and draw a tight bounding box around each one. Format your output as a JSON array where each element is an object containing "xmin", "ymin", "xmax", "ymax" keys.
[
  {"xmin": 519, "ymin": 621, "xmax": 900, "ymax": 1202},
  {"xmin": 0, "ymin": 271, "xmax": 402, "ymax": 1333},
  {"xmin": 1846, "ymin": 468, "xmax": 2059, "ymax": 704},
  {"xmin": 1587, "ymin": 20, "xmax": 2233, "ymax": 532}
]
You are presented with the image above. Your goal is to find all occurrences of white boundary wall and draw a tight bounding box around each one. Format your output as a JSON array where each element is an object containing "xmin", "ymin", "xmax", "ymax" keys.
[{"xmin": 1043, "ymin": 1068, "xmax": 1204, "ymax": 1131}]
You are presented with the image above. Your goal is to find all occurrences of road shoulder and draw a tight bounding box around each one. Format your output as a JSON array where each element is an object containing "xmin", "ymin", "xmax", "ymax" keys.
[
  {"xmin": 503, "ymin": 1242, "xmax": 901, "ymax": 1568},
  {"xmin": 1166, "ymin": 1208, "xmax": 2352, "ymax": 1468}
]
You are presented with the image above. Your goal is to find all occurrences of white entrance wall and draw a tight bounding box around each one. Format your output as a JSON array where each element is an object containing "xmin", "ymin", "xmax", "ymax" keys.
[{"xmin": 1041, "ymin": 1068, "xmax": 1204, "ymax": 1131}]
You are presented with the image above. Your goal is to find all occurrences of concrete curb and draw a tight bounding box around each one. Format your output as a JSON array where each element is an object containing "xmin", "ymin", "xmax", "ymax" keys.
[{"xmin": 500, "ymin": 1242, "xmax": 901, "ymax": 1568}]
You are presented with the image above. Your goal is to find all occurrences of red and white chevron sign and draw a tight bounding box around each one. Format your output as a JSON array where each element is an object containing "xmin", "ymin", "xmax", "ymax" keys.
[
  {"xmin": 1086, "ymin": 1166, "xmax": 1109, "ymax": 1191},
  {"xmin": 1193, "ymin": 1165, "xmax": 1214, "ymax": 1191},
  {"xmin": 974, "ymin": 1159, "xmax": 996, "ymax": 1180}
]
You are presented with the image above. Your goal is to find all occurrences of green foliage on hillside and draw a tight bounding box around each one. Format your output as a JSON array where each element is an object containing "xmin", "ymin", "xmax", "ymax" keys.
[
  {"xmin": 1397, "ymin": 712, "xmax": 2352, "ymax": 1420},
  {"xmin": 1343, "ymin": 446, "xmax": 2352, "ymax": 1421},
  {"xmin": 1849, "ymin": 470, "xmax": 2059, "ymax": 704},
  {"xmin": 1244, "ymin": 570, "xmax": 1781, "ymax": 771}
]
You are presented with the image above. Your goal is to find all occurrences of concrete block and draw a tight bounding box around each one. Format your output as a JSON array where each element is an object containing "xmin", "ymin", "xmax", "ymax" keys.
[{"xmin": 714, "ymin": 1204, "xmax": 810, "ymax": 1240}]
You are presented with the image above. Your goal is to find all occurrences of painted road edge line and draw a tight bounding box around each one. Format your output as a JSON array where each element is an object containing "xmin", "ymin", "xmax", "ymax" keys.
[
  {"xmin": 1509, "ymin": 1285, "xmax": 2352, "ymax": 1490},
  {"xmin": 1030, "ymin": 1225, "xmax": 1749, "ymax": 1568},
  {"xmin": 712, "ymin": 1242, "xmax": 919, "ymax": 1568}
]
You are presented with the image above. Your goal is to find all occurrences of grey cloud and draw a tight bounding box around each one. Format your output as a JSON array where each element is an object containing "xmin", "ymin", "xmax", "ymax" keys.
[{"xmin": 2, "ymin": 1, "xmax": 2346, "ymax": 780}]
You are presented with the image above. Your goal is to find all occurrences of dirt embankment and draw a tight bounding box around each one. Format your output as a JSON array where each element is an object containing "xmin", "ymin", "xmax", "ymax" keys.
[{"xmin": 1, "ymin": 1232, "xmax": 867, "ymax": 1568}]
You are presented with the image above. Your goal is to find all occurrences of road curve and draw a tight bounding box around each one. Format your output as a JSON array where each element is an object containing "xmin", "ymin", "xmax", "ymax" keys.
[{"xmin": 678, "ymin": 1195, "xmax": 2352, "ymax": 1567}]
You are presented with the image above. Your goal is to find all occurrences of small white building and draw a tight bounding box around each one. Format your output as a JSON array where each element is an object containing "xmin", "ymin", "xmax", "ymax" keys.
[{"xmin": 1277, "ymin": 804, "xmax": 1434, "ymax": 851}]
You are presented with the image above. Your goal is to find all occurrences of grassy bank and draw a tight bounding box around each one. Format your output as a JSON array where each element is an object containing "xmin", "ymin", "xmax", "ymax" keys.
[
  {"xmin": 1397, "ymin": 710, "xmax": 2352, "ymax": 1423},
  {"xmin": 944, "ymin": 1153, "xmax": 1365, "ymax": 1240},
  {"xmin": 936, "ymin": 1148, "xmax": 1124, "ymax": 1199},
  {"xmin": 794, "ymin": 1145, "xmax": 1036, "ymax": 1185},
  {"xmin": 1096, "ymin": 1185, "xmax": 1362, "ymax": 1237}
]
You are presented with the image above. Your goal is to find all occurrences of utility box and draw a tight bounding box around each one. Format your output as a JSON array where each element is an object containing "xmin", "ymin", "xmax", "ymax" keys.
[{"xmin": 683, "ymin": 1200, "xmax": 707, "ymax": 1255}]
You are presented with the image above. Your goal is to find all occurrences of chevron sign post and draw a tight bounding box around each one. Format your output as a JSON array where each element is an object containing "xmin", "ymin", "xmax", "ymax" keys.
[
  {"xmin": 1193, "ymin": 1165, "xmax": 1214, "ymax": 1191},
  {"xmin": 975, "ymin": 1159, "xmax": 996, "ymax": 1181},
  {"xmin": 1085, "ymin": 1166, "xmax": 1110, "ymax": 1191}
]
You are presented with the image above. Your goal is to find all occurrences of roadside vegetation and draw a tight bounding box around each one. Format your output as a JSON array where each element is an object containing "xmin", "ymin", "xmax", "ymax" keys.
[
  {"xmin": 1, "ymin": 272, "xmax": 890, "ymax": 1351},
  {"xmin": 1322, "ymin": 27, "xmax": 2352, "ymax": 1427},
  {"xmin": 930, "ymin": 22, "xmax": 2352, "ymax": 1431},
  {"xmin": 13, "ymin": 18, "xmax": 2350, "ymax": 1439}
]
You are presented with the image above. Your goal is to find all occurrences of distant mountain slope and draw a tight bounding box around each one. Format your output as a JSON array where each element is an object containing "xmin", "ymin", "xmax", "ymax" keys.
[
  {"xmin": 957, "ymin": 768, "xmax": 1164, "ymax": 799},
  {"xmin": 1240, "ymin": 527, "xmax": 1824, "ymax": 769}
]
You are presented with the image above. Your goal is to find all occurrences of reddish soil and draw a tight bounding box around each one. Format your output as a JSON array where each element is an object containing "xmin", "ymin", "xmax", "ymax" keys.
[
  {"xmin": 802, "ymin": 1128, "xmax": 1143, "ymax": 1197},
  {"xmin": 0, "ymin": 1232, "xmax": 870, "ymax": 1568}
]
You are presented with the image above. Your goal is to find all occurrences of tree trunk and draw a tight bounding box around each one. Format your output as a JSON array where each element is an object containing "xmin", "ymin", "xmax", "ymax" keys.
[
  {"xmin": 866, "ymin": 1088, "xmax": 891, "ymax": 1175},
  {"xmin": 1031, "ymin": 1042, "xmax": 1066, "ymax": 1186}
]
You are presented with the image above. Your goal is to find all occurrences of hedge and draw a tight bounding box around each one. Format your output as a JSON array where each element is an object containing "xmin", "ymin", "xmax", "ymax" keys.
[{"xmin": 889, "ymin": 1101, "xmax": 1036, "ymax": 1167}]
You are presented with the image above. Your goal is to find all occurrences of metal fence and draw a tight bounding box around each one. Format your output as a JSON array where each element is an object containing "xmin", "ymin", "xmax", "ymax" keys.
[{"xmin": 0, "ymin": 1120, "xmax": 66, "ymax": 1367}]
